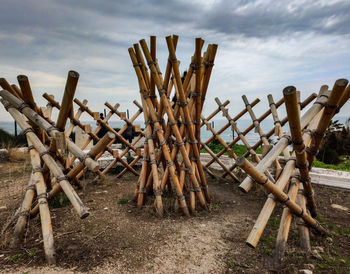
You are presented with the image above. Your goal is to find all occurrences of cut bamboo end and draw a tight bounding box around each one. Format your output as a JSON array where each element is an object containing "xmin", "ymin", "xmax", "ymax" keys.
[
  {"xmin": 283, "ymin": 86, "xmax": 296, "ymax": 96},
  {"xmin": 334, "ymin": 78, "xmax": 348, "ymax": 88},
  {"xmin": 17, "ymin": 74, "xmax": 28, "ymax": 82},
  {"xmin": 68, "ymin": 70, "xmax": 80, "ymax": 79}
]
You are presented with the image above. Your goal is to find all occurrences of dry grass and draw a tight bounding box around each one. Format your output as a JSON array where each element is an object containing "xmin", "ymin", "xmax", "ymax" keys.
[{"xmin": 8, "ymin": 148, "xmax": 29, "ymax": 162}]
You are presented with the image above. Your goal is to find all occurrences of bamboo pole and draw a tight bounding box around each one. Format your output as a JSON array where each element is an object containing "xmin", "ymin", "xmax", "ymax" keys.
[
  {"xmin": 10, "ymin": 174, "xmax": 36, "ymax": 247},
  {"xmin": 267, "ymin": 94, "xmax": 290, "ymax": 160},
  {"xmin": 200, "ymin": 99, "xmax": 230, "ymax": 127},
  {"xmin": 1, "ymin": 99, "xmax": 89, "ymax": 219},
  {"xmin": 236, "ymin": 157, "xmax": 329, "ymax": 236},
  {"xmin": 30, "ymin": 131, "xmax": 116, "ymax": 217},
  {"xmin": 27, "ymin": 140, "xmax": 56, "ymax": 264},
  {"xmin": 65, "ymin": 99, "xmax": 88, "ymax": 138},
  {"xmin": 140, "ymin": 95, "xmax": 163, "ymax": 216},
  {"xmin": 272, "ymin": 174, "xmax": 301, "ymax": 265},
  {"xmin": 283, "ymin": 86, "xmax": 317, "ymax": 217},
  {"xmin": 194, "ymin": 38, "xmax": 202, "ymax": 144},
  {"xmin": 56, "ymin": 71, "xmax": 79, "ymax": 130},
  {"xmin": 239, "ymin": 87, "xmax": 330, "ymax": 193},
  {"xmin": 306, "ymin": 79, "xmax": 349, "ymax": 168},
  {"xmin": 17, "ymin": 75, "xmax": 38, "ymax": 111},
  {"xmin": 200, "ymin": 142, "xmax": 239, "ymax": 182},
  {"xmin": 296, "ymin": 186, "xmax": 311, "ymax": 252},
  {"xmin": 0, "ymin": 78, "xmax": 22, "ymax": 98}
]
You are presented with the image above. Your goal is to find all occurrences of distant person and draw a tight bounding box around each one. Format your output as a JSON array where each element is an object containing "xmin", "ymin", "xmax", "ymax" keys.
[
  {"xmin": 96, "ymin": 113, "xmax": 108, "ymax": 140},
  {"xmin": 123, "ymin": 125, "xmax": 133, "ymax": 144}
]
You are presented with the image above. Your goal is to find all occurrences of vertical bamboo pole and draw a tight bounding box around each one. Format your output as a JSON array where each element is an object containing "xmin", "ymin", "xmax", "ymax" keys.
[
  {"xmin": 17, "ymin": 75, "xmax": 39, "ymax": 112},
  {"xmin": 56, "ymin": 71, "xmax": 79, "ymax": 130},
  {"xmin": 164, "ymin": 36, "xmax": 209, "ymax": 201},
  {"xmin": 27, "ymin": 140, "xmax": 56, "ymax": 264},
  {"xmin": 283, "ymin": 86, "xmax": 317, "ymax": 217},
  {"xmin": 296, "ymin": 186, "xmax": 311, "ymax": 252},
  {"xmin": 306, "ymin": 79, "xmax": 349, "ymax": 168},
  {"xmin": 10, "ymin": 174, "xmax": 35, "ymax": 247}
]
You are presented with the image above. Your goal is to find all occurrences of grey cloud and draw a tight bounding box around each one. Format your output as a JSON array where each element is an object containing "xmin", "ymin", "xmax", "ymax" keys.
[{"xmin": 200, "ymin": 0, "xmax": 350, "ymax": 38}]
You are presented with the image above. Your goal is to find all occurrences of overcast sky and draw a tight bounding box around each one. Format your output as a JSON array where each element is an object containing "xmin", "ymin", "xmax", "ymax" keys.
[{"xmin": 0, "ymin": 0, "xmax": 349, "ymax": 123}]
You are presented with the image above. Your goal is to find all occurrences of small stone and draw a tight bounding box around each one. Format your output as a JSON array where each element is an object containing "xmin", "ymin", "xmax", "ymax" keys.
[
  {"xmin": 0, "ymin": 149, "xmax": 8, "ymax": 162},
  {"xmin": 311, "ymin": 250, "xmax": 322, "ymax": 260},
  {"xmin": 340, "ymin": 259, "xmax": 346, "ymax": 264},
  {"xmin": 0, "ymin": 254, "xmax": 4, "ymax": 258},
  {"xmin": 326, "ymin": 237, "xmax": 333, "ymax": 243},
  {"xmin": 314, "ymin": 246, "xmax": 324, "ymax": 253},
  {"xmin": 304, "ymin": 264, "xmax": 315, "ymax": 270},
  {"xmin": 128, "ymin": 210, "xmax": 132, "ymax": 213},
  {"xmin": 299, "ymin": 270, "xmax": 313, "ymax": 274},
  {"xmin": 331, "ymin": 204, "xmax": 349, "ymax": 211},
  {"xmin": 104, "ymin": 207, "xmax": 108, "ymax": 210},
  {"xmin": 0, "ymin": 205, "xmax": 7, "ymax": 211}
]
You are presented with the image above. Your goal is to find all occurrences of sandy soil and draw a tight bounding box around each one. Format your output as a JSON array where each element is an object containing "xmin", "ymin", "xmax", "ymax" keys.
[{"xmin": 0, "ymin": 160, "xmax": 350, "ymax": 273}]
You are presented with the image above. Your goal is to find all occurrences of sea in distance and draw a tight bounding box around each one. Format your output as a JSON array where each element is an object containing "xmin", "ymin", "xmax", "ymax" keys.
[{"xmin": 0, "ymin": 116, "xmax": 348, "ymax": 146}]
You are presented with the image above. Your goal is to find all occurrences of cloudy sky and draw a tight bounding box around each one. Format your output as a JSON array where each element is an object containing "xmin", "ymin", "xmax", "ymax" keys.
[{"xmin": 0, "ymin": 0, "xmax": 349, "ymax": 123}]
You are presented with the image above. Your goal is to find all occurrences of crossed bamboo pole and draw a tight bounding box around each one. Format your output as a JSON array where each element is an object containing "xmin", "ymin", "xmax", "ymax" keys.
[
  {"xmin": 42, "ymin": 94, "xmax": 141, "ymax": 179},
  {"xmin": 239, "ymin": 88, "xmax": 329, "ymax": 193}
]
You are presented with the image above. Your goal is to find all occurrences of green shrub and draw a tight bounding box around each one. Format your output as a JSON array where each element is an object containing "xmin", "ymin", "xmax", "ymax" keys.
[{"xmin": 0, "ymin": 129, "xmax": 27, "ymax": 148}]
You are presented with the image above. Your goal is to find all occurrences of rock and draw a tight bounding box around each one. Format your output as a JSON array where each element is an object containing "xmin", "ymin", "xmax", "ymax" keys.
[
  {"xmin": 311, "ymin": 249, "xmax": 322, "ymax": 260},
  {"xmin": 304, "ymin": 264, "xmax": 315, "ymax": 270},
  {"xmin": 331, "ymin": 204, "xmax": 349, "ymax": 211},
  {"xmin": 0, "ymin": 149, "xmax": 8, "ymax": 162},
  {"xmin": 340, "ymin": 259, "xmax": 346, "ymax": 264},
  {"xmin": 326, "ymin": 237, "xmax": 333, "ymax": 243},
  {"xmin": 0, "ymin": 205, "xmax": 7, "ymax": 211},
  {"xmin": 299, "ymin": 270, "xmax": 313, "ymax": 274},
  {"xmin": 104, "ymin": 207, "xmax": 108, "ymax": 210},
  {"xmin": 314, "ymin": 246, "xmax": 324, "ymax": 253}
]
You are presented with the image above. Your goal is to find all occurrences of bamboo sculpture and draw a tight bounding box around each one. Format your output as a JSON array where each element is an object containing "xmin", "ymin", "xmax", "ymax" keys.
[
  {"xmin": 0, "ymin": 34, "xmax": 349, "ymax": 266},
  {"xmin": 0, "ymin": 71, "xmax": 131, "ymax": 264},
  {"xmin": 128, "ymin": 36, "xmax": 218, "ymax": 216}
]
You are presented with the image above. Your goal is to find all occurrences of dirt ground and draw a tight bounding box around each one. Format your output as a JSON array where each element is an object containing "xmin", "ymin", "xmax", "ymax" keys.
[{"xmin": 0, "ymin": 159, "xmax": 350, "ymax": 273}]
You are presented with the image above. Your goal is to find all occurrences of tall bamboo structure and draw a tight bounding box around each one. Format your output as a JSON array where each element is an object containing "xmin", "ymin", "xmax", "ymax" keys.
[{"xmin": 128, "ymin": 36, "xmax": 218, "ymax": 216}]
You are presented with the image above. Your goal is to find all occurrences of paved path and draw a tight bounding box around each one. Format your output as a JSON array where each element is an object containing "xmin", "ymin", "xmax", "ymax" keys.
[{"xmin": 200, "ymin": 154, "xmax": 350, "ymax": 190}]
